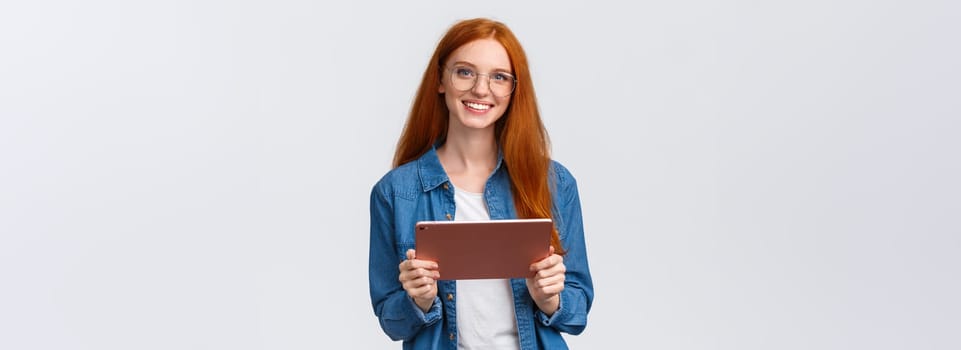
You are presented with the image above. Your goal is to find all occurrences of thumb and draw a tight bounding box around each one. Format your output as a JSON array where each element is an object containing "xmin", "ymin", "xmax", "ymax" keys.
[
  {"xmin": 406, "ymin": 249, "xmax": 416, "ymax": 260},
  {"xmin": 549, "ymin": 245, "xmax": 555, "ymax": 256}
]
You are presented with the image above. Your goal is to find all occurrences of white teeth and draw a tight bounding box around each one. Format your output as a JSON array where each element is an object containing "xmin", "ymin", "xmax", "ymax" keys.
[{"xmin": 465, "ymin": 102, "xmax": 491, "ymax": 110}]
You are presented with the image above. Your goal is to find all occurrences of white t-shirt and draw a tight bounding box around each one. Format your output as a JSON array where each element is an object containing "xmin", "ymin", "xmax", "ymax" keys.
[{"xmin": 453, "ymin": 187, "xmax": 520, "ymax": 350}]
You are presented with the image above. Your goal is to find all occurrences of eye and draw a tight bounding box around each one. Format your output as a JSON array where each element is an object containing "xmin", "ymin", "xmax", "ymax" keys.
[
  {"xmin": 454, "ymin": 67, "xmax": 475, "ymax": 78},
  {"xmin": 492, "ymin": 72, "xmax": 514, "ymax": 82}
]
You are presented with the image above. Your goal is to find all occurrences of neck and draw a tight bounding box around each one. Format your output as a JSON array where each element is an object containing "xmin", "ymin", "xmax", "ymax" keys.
[{"xmin": 437, "ymin": 127, "xmax": 498, "ymax": 174}]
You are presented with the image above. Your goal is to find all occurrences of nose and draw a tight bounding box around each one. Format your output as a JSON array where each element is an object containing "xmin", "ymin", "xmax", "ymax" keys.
[{"xmin": 471, "ymin": 74, "xmax": 491, "ymax": 97}]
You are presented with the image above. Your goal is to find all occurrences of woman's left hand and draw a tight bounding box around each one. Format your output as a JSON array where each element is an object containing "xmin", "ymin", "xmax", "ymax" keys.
[{"xmin": 526, "ymin": 246, "xmax": 565, "ymax": 316}]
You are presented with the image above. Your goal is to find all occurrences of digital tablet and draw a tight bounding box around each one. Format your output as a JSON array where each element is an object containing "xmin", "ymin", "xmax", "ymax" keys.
[{"xmin": 415, "ymin": 218, "xmax": 552, "ymax": 280}]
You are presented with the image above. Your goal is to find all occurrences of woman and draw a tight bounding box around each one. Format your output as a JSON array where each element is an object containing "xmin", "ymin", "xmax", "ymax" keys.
[{"xmin": 369, "ymin": 18, "xmax": 593, "ymax": 350}]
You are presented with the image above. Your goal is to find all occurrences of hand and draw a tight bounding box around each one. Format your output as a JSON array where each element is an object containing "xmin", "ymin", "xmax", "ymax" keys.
[
  {"xmin": 398, "ymin": 249, "xmax": 439, "ymax": 313},
  {"xmin": 526, "ymin": 246, "xmax": 565, "ymax": 316}
]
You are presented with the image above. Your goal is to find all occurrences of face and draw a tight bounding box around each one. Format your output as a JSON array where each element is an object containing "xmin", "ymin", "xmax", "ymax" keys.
[{"xmin": 438, "ymin": 38, "xmax": 514, "ymax": 132}]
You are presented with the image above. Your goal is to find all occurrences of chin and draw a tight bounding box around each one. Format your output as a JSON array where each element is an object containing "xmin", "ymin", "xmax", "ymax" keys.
[{"xmin": 458, "ymin": 115, "xmax": 500, "ymax": 130}]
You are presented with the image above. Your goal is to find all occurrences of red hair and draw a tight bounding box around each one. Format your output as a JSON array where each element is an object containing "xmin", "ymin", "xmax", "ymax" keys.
[{"xmin": 393, "ymin": 18, "xmax": 564, "ymax": 255}]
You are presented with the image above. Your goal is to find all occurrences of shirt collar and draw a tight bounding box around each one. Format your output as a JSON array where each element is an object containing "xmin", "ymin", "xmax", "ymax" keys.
[{"xmin": 416, "ymin": 143, "xmax": 505, "ymax": 192}]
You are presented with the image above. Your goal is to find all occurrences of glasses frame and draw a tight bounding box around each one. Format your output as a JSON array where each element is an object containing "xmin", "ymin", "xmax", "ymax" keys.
[{"xmin": 444, "ymin": 65, "xmax": 518, "ymax": 97}]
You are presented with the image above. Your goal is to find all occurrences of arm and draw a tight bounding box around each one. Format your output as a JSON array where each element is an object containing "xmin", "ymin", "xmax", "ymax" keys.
[
  {"xmin": 368, "ymin": 186, "xmax": 442, "ymax": 341},
  {"xmin": 533, "ymin": 164, "xmax": 595, "ymax": 335}
]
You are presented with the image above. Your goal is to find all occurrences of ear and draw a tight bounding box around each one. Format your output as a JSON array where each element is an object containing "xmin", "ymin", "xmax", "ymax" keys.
[{"xmin": 438, "ymin": 68, "xmax": 446, "ymax": 93}]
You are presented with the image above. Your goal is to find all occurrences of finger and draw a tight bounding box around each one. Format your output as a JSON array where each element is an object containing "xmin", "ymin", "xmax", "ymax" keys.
[
  {"xmin": 407, "ymin": 277, "xmax": 437, "ymax": 295},
  {"xmin": 405, "ymin": 250, "xmax": 439, "ymax": 270},
  {"xmin": 403, "ymin": 274, "xmax": 435, "ymax": 289},
  {"xmin": 400, "ymin": 260, "xmax": 438, "ymax": 273},
  {"xmin": 530, "ymin": 275, "xmax": 564, "ymax": 291},
  {"xmin": 408, "ymin": 259, "xmax": 439, "ymax": 270},
  {"xmin": 534, "ymin": 273, "xmax": 565, "ymax": 289},
  {"xmin": 532, "ymin": 267, "xmax": 564, "ymax": 282},
  {"xmin": 527, "ymin": 281, "xmax": 563, "ymax": 301},
  {"xmin": 408, "ymin": 275, "xmax": 434, "ymax": 287},
  {"xmin": 408, "ymin": 284, "xmax": 438, "ymax": 299},
  {"xmin": 399, "ymin": 266, "xmax": 422, "ymax": 281},
  {"xmin": 399, "ymin": 269, "xmax": 417, "ymax": 282},
  {"xmin": 536, "ymin": 283, "xmax": 565, "ymax": 296},
  {"xmin": 535, "ymin": 262, "xmax": 566, "ymax": 278},
  {"xmin": 412, "ymin": 268, "xmax": 439, "ymax": 280},
  {"xmin": 399, "ymin": 250, "xmax": 416, "ymax": 271},
  {"xmin": 530, "ymin": 254, "xmax": 562, "ymax": 271},
  {"xmin": 529, "ymin": 257, "xmax": 548, "ymax": 271},
  {"xmin": 537, "ymin": 246, "xmax": 555, "ymax": 267},
  {"xmin": 400, "ymin": 267, "xmax": 439, "ymax": 282}
]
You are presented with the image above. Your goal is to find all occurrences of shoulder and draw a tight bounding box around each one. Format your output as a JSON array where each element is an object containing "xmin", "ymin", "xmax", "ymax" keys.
[
  {"xmin": 550, "ymin": 159, "xmax": 578, "ymax": 188},
  {"xmin": 549, "ymin": 159, "xmax": 582, "ymax": 205},
  {"xmin": 371, "ymin": 160, "xmax": 421, "ymax": 201}
]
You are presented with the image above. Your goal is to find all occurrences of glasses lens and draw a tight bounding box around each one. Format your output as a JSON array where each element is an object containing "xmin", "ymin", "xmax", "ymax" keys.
[
  {"xmin": 450, "ymin": 67, "xmax": 476, "ymax": 91},
  {"xmin": 489, "ymin": 73, "xmax": 515, "ymax": 97},
  {"xmin": 449, "ymin": 67, "xmax": 516, "ymax": 97}
]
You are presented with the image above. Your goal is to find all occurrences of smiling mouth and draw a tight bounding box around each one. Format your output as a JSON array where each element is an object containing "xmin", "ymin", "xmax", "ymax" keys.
[{"xmin": 463, "ymin": 101, "xmax": 493, "ymax": 111}]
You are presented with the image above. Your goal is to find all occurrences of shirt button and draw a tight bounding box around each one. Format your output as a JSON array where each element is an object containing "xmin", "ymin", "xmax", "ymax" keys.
[
  {"xmin": 443, "ymin": 183, "xmax": 449, "ymax": 190},
  {"xmin": 449, "ymin": 333, "xmax": 455, "ymax": 340},
  {"xmin": 447, "ymin": 293, "xmax": 454, "ymax": 301},
  {"xmin": 446, "ymin": 213, "xmax": 452, "ymax": 220}
]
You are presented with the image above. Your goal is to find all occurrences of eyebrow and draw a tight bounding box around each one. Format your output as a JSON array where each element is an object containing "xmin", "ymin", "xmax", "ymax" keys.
[{"xmin": 450, "ymin": 60, "xmax": 513, "ymax": 75}]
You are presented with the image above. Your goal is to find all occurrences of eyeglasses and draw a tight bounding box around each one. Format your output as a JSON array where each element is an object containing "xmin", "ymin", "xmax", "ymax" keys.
[{"xmin": 446, "ymin": 66, "xmax": 517, "ymax": 97}]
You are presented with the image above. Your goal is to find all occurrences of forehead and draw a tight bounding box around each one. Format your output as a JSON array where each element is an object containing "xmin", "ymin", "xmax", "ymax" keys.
[{"xmin": 446, "ymin": 38, "xmax": 512, "ymax": 71}]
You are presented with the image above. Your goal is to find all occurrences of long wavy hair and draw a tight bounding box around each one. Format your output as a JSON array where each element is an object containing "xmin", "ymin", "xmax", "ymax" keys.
[{"xmin": 392, "ymin": 18, "xmax": 564, "ymax": 255}]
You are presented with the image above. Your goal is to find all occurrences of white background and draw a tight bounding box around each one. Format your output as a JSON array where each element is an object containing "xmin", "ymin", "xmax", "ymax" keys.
[{"xmin": 2, "ymin": 1, "xmax": 959, "ymax": 349}]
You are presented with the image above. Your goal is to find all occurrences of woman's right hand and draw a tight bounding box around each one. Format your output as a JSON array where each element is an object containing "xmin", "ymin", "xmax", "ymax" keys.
[{"xmin": 398, "ymin": 249, "xmax": 440, "ymax": 313}]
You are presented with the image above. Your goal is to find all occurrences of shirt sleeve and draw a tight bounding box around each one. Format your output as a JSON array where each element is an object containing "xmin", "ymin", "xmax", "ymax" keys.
[
  {"xmin": 538, "ymin": 162, "xmax": 595, "ymax": 335},
  {"xmin": 368, "ymin": 184, "xmax": 442, "ymax": 341}
]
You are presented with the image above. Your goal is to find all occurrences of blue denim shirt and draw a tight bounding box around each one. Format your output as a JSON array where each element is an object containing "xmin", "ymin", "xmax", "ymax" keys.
[{"xmin": 369, "ymin": 147, "xmax": 594, "ymax": 350}]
